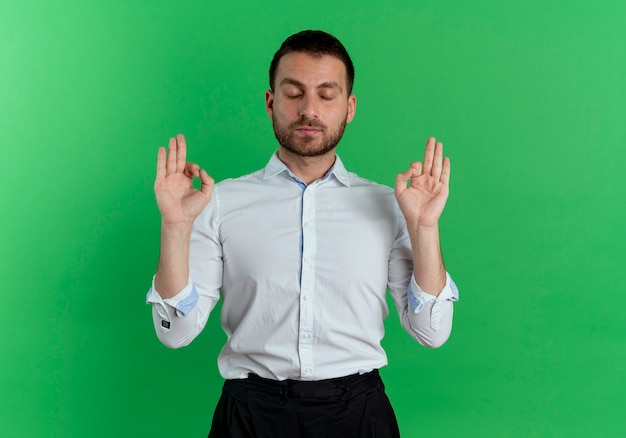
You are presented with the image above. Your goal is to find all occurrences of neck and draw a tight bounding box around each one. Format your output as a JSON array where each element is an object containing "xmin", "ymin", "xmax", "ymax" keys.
[{"xmin": 277, "ymin": 148, "xmax": 337, "ymax": 185}]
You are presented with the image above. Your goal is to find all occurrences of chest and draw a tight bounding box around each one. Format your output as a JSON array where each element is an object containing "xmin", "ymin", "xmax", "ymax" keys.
[{"xmin": 217, "ymin": 185, "xmax": 399, "ymax": 284}]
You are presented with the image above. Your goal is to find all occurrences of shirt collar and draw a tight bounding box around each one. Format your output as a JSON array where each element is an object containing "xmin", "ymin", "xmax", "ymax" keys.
[{"xmin": 263, "ymin": 152, "xmax": 351, "ymax": 187}]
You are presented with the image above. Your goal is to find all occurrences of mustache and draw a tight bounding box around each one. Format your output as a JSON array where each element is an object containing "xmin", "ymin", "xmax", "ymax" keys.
[{"xmin": 290, "ymin": 118, "xmax": 326, "ymax": 130}]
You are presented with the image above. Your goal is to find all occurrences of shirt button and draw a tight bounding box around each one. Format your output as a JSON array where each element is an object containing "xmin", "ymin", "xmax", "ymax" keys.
[{"xmin": 302, "ymin": 295, "xmax": 309, "ymax": 301}]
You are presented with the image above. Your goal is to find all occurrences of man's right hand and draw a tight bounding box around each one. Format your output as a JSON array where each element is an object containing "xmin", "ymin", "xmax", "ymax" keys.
[{"xmin": 154, "ymin": 134, "xmax": 214, "ymax": 226}]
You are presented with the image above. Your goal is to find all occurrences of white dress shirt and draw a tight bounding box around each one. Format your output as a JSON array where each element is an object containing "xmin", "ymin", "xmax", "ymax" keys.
[{"xmin": 147, "ymin": 153, "xmax": 458, "ymax": 381}]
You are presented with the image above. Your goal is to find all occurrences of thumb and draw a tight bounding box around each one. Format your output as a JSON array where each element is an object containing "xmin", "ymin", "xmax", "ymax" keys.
[
  {"xmin": 395, "ymin": 167, "xmax": 412, "ymax": 196},
  {"xmin": 394, "ymin": 162, "xmax": 422, "ymax": 195},
  {"xmin": 199, "ymin": 169, "xmax": 215, "ymax": 196}
]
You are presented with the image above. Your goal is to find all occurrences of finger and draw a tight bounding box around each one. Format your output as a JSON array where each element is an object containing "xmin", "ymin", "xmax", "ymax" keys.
[
  {"xmin": 431, "ymin": 141, "xmax": 444, "ymax": 179},
  {"xmin": 422, "ymin": 137, "xmax": 436, "ymax": 175},
  {"xmin": 394, "ymin": 168, "xmax": 412, "ymax": 196},
  {"xmin": 395, "ymin": 163, "xmax": 421, "ymax": 194},
  {"xmin": 156, "ymin": 146, "xmax": 166, "ymax": 180},
  {"xmin": 199, "ymin": 169, "xmax": 215, "ymax": 196},
  {"xmin": 184, "ymin": 162, "xmax": 200, "ymax": 179},
  {"xmin": 176, "ymin": 134, "xmax": 187, "ymax": 173},
  {"xmin": 410, "ymin": 161, "xmax": 422, "ymax": 176},
  {"xmin": 407, "ymin": 162, "xmax": 423, "ymax": 188},
  {"xmin": 441, "ymin": 157, "xmax": 451, "ymax": 186},
  {"xmin": 166, "ymin": 137, "xmax": 177, "ymax": 176}
]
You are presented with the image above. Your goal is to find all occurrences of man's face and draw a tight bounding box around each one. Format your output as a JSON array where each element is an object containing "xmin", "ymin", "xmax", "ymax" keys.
[{"xmin": 265, "ymin": 52, "xmax": 356, "ymax": 157}]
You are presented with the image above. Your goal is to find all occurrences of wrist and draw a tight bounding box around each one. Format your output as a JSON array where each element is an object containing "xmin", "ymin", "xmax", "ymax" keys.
[
  {"xmin": 407, "ymin": 223, "xmax": 441, "ymax": 252},
  {"xmin": 160, "ymin": 221, "xmax": 194, "ymax": 240},
  {"xmin": 406, "ymin": 220, "xmax": 439, "ymax": 234}
]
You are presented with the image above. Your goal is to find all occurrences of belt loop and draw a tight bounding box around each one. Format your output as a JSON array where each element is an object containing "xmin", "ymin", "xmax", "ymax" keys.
[
  {"xmin": 333, "ymin": 378, "xmax": 350, "ymax": 401},
  {"xmin": 339, "ymin": 386, "xmax": 349, "ymax": 401}
]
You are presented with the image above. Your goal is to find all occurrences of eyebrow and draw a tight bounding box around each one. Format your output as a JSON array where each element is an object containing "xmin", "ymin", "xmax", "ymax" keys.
[{"xmin": 279, "ymin": 77, "xmax": 343, "ymax": 93}]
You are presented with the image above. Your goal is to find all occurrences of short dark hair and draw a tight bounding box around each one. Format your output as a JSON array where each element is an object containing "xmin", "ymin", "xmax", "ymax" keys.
[{"xmin": 269, "ymin": 30, "xmax": 355, "ymax": 94}]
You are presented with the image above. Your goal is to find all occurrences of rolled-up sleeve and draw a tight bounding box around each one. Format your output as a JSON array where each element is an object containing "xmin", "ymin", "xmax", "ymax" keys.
[
  {"xmin": 407, "ymin": 272, "xmax": 459, "ymax": 329},
  {"xmin": 145, "ymin": 192, "xmax": 223, "ymax": 348},
  {"xmin": 146, "ymin": 278, "xmax": 198, "ymax": 324},
  {"xmin": 388, "ymin": 209, "xmax": 459, "ymax": 349},
  {"xmin": 394, "ymin": 272, "xmax": 459, "ymax": 348}
]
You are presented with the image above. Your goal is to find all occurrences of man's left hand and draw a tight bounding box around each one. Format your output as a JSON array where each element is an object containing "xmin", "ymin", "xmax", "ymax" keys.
[{"xmin": 394, "ymin": 137, "xmax": 450, "ymax": 229}]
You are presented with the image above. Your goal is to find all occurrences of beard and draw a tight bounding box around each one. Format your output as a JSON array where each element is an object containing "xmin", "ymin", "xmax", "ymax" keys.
[{"xmin": 272, "ymin": 115, "xmax": 348, "ymax": 157}]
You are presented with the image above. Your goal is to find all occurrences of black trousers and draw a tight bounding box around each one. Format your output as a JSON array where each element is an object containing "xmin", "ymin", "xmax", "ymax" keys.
[{"xmin": 208, "ymin": 369, "xmax": 400, "ymax": 438}]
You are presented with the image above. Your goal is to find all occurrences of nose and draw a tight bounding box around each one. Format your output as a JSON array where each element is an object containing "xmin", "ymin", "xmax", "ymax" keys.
[{"xmin": 298, "ymin": 94, "xmax": 318, "ymax": 119}]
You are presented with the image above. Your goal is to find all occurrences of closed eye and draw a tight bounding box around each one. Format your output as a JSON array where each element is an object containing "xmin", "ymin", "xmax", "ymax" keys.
[
  {"xmin": 319, "ymin": 90, "xmax": 338, "ymax": 100},
  {"xmin": 282, "ymin": 84, "xmax": 303, "ymax": 98}
]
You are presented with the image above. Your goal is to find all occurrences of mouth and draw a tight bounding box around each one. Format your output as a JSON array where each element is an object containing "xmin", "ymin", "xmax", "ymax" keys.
[{"xmin": 296, "ymin": 127, "xmax": 321, "ymax": 136}]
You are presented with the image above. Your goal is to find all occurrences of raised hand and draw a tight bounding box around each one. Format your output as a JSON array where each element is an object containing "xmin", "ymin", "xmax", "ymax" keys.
[
  {"xmin": 395, "ymin": 137, "xmax": 450, "ymax": 229},
  {"xmin": 154, "ymin": 134, "xmax": 214, "ymax": 225}
]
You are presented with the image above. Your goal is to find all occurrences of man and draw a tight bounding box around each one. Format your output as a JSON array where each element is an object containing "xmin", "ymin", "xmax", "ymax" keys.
[{"xmin": 147, "ymin": 30, "xmax": 459, "ymax": 437}]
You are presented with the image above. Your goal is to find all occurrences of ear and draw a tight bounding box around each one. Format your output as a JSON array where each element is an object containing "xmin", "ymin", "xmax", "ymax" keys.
[
  {"xmin": 265, "ymin": 90, "xmax": 274, "ymax": 119},
  {"xmin": 346, "ymin": 94, "xmax": 357, "ymax": 124}
]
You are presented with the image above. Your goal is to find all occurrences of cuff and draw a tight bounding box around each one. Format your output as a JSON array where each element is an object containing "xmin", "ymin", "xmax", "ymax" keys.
[
  {"xmin": 407, "ymin": 272, "xmax": 459, "ymax": 330},
  {"xmin": 145, "ymin": 278, "xmax": 199, "ymax": 318}
]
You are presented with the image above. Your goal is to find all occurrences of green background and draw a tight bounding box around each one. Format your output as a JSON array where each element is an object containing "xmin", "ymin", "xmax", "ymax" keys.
[{"xmin": 2, "ymin": 0, "xmax": 625, "ymax": 436}]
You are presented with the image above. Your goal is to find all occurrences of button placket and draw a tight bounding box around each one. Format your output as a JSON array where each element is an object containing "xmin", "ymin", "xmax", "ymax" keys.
[{"xmin": 298, "ymin": 185, "xmax": 317, "ymax": 379}]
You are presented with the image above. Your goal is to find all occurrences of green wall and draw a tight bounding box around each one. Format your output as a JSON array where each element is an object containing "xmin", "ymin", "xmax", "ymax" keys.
[{"xmin": 2, "ymin": 1, "xmax": 625, "ymax": 436}]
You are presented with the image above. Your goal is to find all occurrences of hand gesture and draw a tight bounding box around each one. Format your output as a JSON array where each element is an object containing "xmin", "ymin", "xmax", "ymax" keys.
[
  {"xmin": 154, "ymin": 134, "xmax": 214, "ymax": 225},
  {"xmin": 395, "ymin": 137, "xmax": 450, "ymax": 229}
]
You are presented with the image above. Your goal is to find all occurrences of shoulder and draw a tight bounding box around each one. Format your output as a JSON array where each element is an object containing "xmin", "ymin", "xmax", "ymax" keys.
[
  {"xmin": 196, "ymin": 168, "xmax": 265, "ymax": 221},
  {"xmin": 346, "ymin": 171, "xmax": 394, "ymax": 196},
  {"xmin": 213, "ymin": 168, "xmax": 265, "ymax": 193},
  {"xmin": 343, "ymin": 169, "xmax": 407, "ymax": 226}
]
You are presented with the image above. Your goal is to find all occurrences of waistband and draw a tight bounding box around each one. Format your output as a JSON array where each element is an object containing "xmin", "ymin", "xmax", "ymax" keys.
[{"xmin": 225, "ymin": 369, "xmax": 383, "ymax": 401}]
